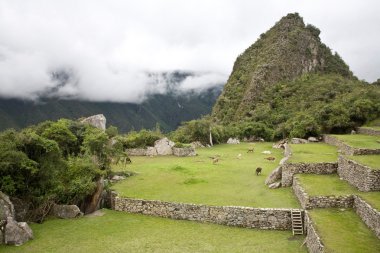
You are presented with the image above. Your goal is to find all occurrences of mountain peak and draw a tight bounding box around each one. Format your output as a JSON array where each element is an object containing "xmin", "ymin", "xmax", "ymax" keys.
[{"xmin": 212, "ymin": 13, "xmax": 353, "ymax": 123}]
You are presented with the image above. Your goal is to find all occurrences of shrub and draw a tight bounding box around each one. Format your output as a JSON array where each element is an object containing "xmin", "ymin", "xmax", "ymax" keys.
[{"xmin": 120, "ymin": 129, "xmax": 162, "ymax": 148}]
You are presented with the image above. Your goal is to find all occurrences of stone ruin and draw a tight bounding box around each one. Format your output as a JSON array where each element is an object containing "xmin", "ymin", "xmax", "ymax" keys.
[
  {"xmin": 126, "ymin": 137, "xmax": 197, "ymax": 157},
  {"xmin": 0, "ymin": 192, "xmax": 33, "ymax": 246}
]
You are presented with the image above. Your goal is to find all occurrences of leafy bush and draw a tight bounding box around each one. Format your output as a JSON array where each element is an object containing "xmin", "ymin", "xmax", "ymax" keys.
[
  {"xmin": 120, "ymin": 129, "xmax": 163, "ymax": 148},
  {"xmin": 0, "ymin": 119, "xmax": 123, "ymax": 221}
]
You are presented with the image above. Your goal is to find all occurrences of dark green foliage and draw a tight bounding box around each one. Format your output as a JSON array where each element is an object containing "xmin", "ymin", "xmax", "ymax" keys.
[
  {"xmin": 238, "ymin": 122, "xmax": 274, "ymax": 140},
  {"xmin": 55, "ymin": 157, "xmax": 104, "ymax": 204},
  {"xmin": 0, "ymin": 119, "xmax": 122, "ymax": 221},
  {"xmin": 171, "ymin": 118, "xmax": 212, "ymax": 145},
  {"xmin": 249, "ymin": 74, "xmax": 380, "ymax": 138},
  {"xmin": 118, "ymin": 129, "xmax": 163, "ymax": 149},
  {"xmin": 171, "ymin": 118, "xmax": 239, "ymax": 145},
  {"xmin": 41, "ymin": 119, "xmax": 77, "ymax": 157},
  {"xmin": 105, "ymin": 125, "xmax": 119, "ymax": 138}
]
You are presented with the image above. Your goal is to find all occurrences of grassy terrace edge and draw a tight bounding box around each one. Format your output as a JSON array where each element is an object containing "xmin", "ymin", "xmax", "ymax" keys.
[
  {"xmin": 287, "ymin": 143, "xmax": 338, "ymax": 163},
  {"xmin": 347, "ymin": 154, "xmax": 380, "ymax": 170},
  {"xmin": 296, "ymin": 174, "xmax": 380, "ymax": 210},
  {"xmin": 309, "ymin": 209, "xmax": 380, "ymax": 253},
  {"xmin": 331, "ymin": 134, "xmax": 380, "ymax": 149}
]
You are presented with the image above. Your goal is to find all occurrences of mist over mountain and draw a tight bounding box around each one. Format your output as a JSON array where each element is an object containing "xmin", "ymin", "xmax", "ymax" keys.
[{"xmin": 0, "ymin": 71, "xmax": 223, "ymax": 132}]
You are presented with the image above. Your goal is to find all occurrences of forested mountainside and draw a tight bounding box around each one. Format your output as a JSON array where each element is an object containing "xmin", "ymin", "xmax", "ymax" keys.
[{"xmin": 211, "ymin": 13, "xmax": 380, "ymax": 138}]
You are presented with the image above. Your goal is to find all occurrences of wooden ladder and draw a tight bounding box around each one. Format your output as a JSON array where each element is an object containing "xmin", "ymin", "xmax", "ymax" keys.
[{"xmin": 291, "ymin": 210, "xmax": 304, "ymax": 235}]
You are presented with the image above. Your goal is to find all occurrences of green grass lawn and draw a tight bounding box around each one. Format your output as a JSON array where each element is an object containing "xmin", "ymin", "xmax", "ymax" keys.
[
  {"xmin": 309, "ymin": 209, "xmax": 380, "ymax": 253},
  {"xmin": 296, "ymin": 174, "xmax": 380, "ymax": 210},
  {"xmin": 361, "ymin": 126, "xmax": 380, "ymax": 131},
  {"xmin": 288, "ymin": 143, "xmax": 338, "ymax": 163},
  {"xmin": 331, "ymin": 134, "xmax": 380, "ymax": 149},
  {"xmin": 112, "ymin": 143, "xmax": 300, "ymax": 208},
  {"xmin": 347, "ymin": 155, "xmax": 380, "ymax": 170},
  {"xmin": 0, "ymin": 209, "xmax": 307, "ymax": 253}
]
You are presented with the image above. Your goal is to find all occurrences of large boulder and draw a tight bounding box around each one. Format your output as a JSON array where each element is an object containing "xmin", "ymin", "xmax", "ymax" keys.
[
  {"xmin": 0, "ymin": 192, "xmax": 33, "ymax": 246},
  {"xmin": 0, "ymin": 192, "xmax": 15, "ymax": 220},
  {"xmin": 81, "ymin": 114, "xmax": 106, "ymax": 130},
  {"xmin": 227, "ymin": 138, "xmax": 240, "ymax": 144},
  {"xmin": 51, "ymin": 204, "xmax": 83, "ymax": 219},
  {"xmin": 4, "ymin": 217, "xmax": 33, "ymax": 246},
  {"xmin": 154, "ymin": 138, "xmax": 175, "ymax": 155},
  {"xmin": 173, "ymin": 147, "xmax": 196, "ymax": 157},
  {"xmin": 265, "ymin": 166, "xmax": 282, "ymax": 185}
]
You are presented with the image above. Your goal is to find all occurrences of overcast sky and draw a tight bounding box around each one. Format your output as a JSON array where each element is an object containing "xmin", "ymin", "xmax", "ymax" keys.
[{"xmin": 0, "ymin": 0, "xmax": 379, "ymax": 102}]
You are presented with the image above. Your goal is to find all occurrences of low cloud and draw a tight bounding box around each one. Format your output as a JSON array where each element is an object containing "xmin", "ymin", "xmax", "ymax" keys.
[{"xmin": 0, "ymin": 0, "xmax": 379, "ymax": 102}]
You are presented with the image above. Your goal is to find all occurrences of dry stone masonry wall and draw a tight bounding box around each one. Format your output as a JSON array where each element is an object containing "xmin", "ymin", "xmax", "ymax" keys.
[
  {"xmin": 113, "ymin": 197, "xmax": 301, "ymax": 230},
  {"xmin": 126, "ymin": 138, "xmax": 196, "ymax": 157},
  {"xmin": 292, "ymin": 177, "xmax": 353, "ymax": 209},
  {"xmin": 354, "ymin": 196, "xmax": 380, "ymax": 239},
  {"xmin": 282, "ymin": 162, "xmax": 337, "ymax": 187},
  {"xmin": 323, "ymin": 135, "xmax": 380, "ymax": 155},
  {"xmin": 304, "ymin": 212, "xmax": 325, "ymax": 253},
  {"xmin": 338, "ymin": 156, "xmax": 380, "ymax": 191},
  {"xmin": 357, "ymin": 127, "xmax": 380, "ymax": 136}
]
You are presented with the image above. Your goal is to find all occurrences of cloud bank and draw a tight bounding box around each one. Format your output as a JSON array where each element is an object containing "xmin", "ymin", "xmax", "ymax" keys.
[{"xmin": 0, "ymin": 0, "xmax": 379, "ymax": 102}]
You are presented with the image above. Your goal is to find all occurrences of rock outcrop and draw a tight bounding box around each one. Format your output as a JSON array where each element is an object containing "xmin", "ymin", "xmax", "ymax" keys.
[
  {"xmin": 51, "ymin": 204, "xmax": 83, "ymax": 219},
  {"xmin": 81, "ymin": 114, "xmax": 106, "ymax": 130},
  {"xmin": 154, "ymin": 138, "xmax": 175, "ymax": 155},
  {"xmin": 227, "ymin": 138, "xmax": 240, "ymax": 144},
  {"xmin": 0, "ymin": 192, "xmax": 33, "ymax": 246}
]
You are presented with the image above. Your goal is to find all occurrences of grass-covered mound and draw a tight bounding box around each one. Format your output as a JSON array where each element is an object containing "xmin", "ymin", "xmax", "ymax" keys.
[
  {"xmin": 348, "ymin": 155, "xmax": 380, "ymax": 170},
  {"xmin": 288, "ymin": 143, "xmax": 338, "ymax": 163},
  {"xmin": 296, "ymin": 174, "xmax": 380, "ymax": 210},
  {"xmin": 0, "ymin": 210, "xmax": 307, "ymax": 253},
  {"xmin": 332, "ymin": 134, "xmax": 380, "ymax": 149},
  {"xmin": 112, "ymin": 143, "xmax": 299, "ymax": 208},
  {"xmin": 309, "ymin": 209, "xmax": 380, "ymax": 253}
]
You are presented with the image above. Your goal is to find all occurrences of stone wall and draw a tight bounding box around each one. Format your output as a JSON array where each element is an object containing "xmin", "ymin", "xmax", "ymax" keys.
[
  {"xmin": 323, "ymin": 135, "xmax": 380, "ymax": 155},
  {"xmin": 354, "ymin": 196, "xmax": 380, "ymax": 239},
  {"xmin": 308, "ymin": 195, "xmax": 354, "ymax": 209},
  {"xmin": 126, "ymin": 148, "xmax": 147, "ymax": 156},
  {"xmin": 304, "ymin": 211, "xmax": 325, "ymax": 253},
  {"xmin": 114, "ymin": 197, "xmax": 301, "ymax": 230},
  {"xmin": 126, "ymin": 147, "xmax": 196, "ymax": 157},
  {"xmin": 338, "ymin": 156, "xmax": 380, "ymax": 191},
  {"xmin": 357, "ymin": 127, "xmax": 380, "ymax": 136},
  {"xmin": 292, "ymin": 177, "xmax": 309, "ymax": 209},
  {"xmin": 292, "ymin": 177, "xmax": 353, "ymax": 209},
  {"xmin": 282, "ymin": 162, "xmax": 337, "ymax": 187}
]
